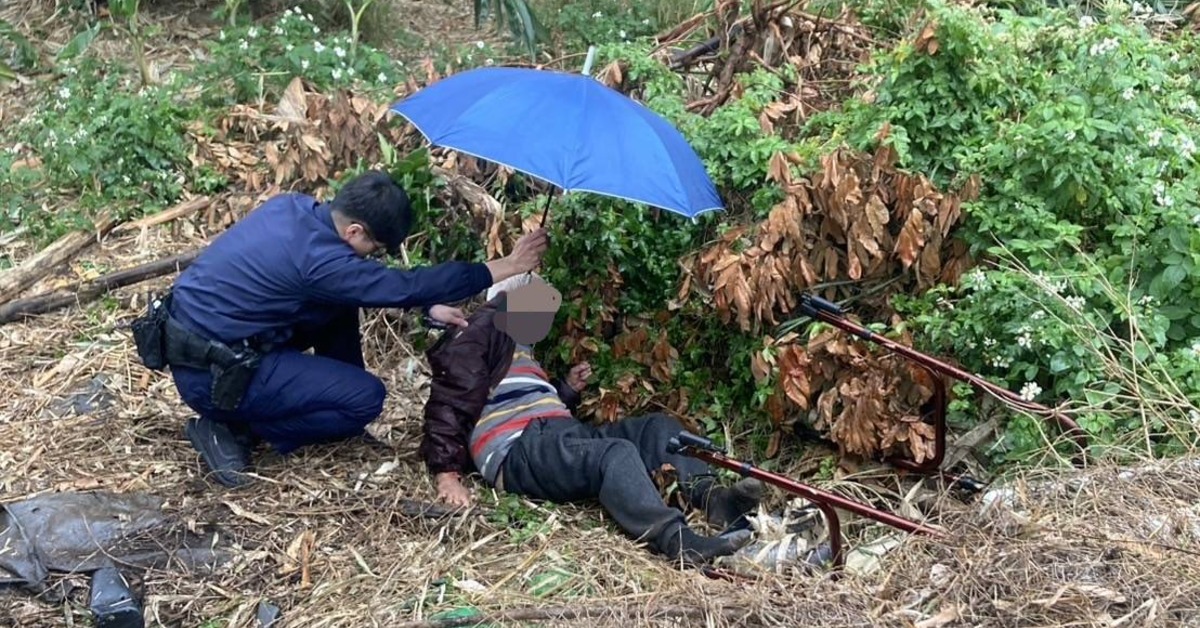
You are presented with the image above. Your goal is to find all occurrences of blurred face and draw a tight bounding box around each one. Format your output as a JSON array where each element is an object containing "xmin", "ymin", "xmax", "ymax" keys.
[
  {"xmin": 341, "ymin": 221, "xmax": 386, "ymax": 258},
  {"xmin": 495, "ymin": 279, "xmax": 562, "ymax": 345}
]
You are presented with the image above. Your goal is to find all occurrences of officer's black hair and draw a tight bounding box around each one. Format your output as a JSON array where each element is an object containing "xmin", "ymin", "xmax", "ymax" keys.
[{"xmin": 330, "ymin": 170, "xmax": 412, "ymax": 255}]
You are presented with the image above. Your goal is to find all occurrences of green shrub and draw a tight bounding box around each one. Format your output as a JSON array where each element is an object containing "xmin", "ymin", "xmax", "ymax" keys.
[
  {"xmin": 1, "ymin": 58, "xmax": 201, "ymax": 240},
  {"xmin": 818, "ymin": 0, "xmax": 1200, "ymax": 461},
  {"xmin": 194, "ymin": 8, "xmax": 401, "ymax": 105}
]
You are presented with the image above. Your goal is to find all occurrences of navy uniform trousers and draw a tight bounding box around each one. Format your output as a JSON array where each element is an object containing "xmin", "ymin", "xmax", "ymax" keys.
[{"xmin": 170, "ymin": 307, "xmax": 384, "ymax": 455}]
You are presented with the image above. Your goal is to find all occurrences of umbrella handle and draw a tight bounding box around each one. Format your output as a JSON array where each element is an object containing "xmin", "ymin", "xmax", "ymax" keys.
[{"xmin": 538, "ymin": 193, "xmax": 553, "ymax": 228}]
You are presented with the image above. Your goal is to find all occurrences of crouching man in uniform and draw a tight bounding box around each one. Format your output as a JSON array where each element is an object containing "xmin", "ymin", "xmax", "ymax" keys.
[
  {"xmin": 420, "ymin": 272, "xmax": 764, "ymax": 565},
  {"xmin": 131, "ymin": 170, "xmax": 548, "ymax": 487}
]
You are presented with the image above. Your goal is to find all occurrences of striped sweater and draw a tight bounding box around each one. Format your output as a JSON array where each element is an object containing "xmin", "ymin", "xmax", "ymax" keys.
[{"xmin": 469, "ymin": 346, "xmax": 572, "ymax": 484}]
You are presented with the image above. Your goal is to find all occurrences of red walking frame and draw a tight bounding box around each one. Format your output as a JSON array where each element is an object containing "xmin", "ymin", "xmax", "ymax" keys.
[{"xmin": 674, "ymin": 292, "xmax": 1090, "ymax": 573}]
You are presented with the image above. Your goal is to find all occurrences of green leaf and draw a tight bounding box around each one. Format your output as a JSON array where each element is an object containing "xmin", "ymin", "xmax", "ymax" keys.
[
  {"xmin": 56, "ymin": 23, "xmax": 101, "ymax": 62},
  {"xmin": 1162, "ymin": 265, "xmax": 1187, "ymax": 289},
  {"xmin": 1049, "ymin": 353, "xmax": 1071, "ymax": 373},
  {"xmin": 0, "ymin": 18, "xmax": 39, "ymax": 69}
]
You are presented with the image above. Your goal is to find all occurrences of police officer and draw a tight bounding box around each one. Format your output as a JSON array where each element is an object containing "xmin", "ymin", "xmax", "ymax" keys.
[{"xmin": 152, "ymin": 170, "xmax": 548, "ymax": 487}]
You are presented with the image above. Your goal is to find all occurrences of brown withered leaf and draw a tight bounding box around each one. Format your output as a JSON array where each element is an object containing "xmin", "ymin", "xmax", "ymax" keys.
[
  {"xmin": 936, "ymin": 196, "xmax": 961, "ymax": 237},
  {"xmin": 759, "ymin": 111, "xmax": 775, "ymax": 136},
  {"xmin": 601, "ymin": 61, "xmax": 623, "ymax": 87},
  {"xmin": 778, "ymin": 345, "xmax": 812, "ymax": 409},
  {"xmin": 895, "ymin": 207, "xmax": 927, "ymax": 269},
  {"xmin": 916, "ymin": 230, "xmax": 943, "ymax": 287},
  {"xmin": 765, "ymin": 430, "xmax": 783, "ymax": 459},
  {"xmin": 613, "ymin": 327, "xmax": 650, "ymax": 361},
  {"xmin": 650, "ymin": 332, "xmax": 680, "ymax": 383},
  {"xmin": 915, "ymin": 22, "xmax": 940, "ymax": 55},
  {"xmin": 766, "ymin": 151, "xmax": 792, "ymax": 185}
]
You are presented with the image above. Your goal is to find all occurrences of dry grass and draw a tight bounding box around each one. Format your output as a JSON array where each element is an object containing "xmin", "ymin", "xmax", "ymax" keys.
[
  {"xmin": 3, "ymin": 218, "xmax": 1200, "ymax": 627},
  {"xmin": 4, "ymin": 2, "xmax": 1200, "ymax": 627}
]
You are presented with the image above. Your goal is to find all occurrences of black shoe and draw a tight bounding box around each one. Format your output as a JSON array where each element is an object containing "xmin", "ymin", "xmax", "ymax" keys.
[
  {"xmin": 701, "ymin": 478, "xmax": 765, "ymax": 530},
  {"xmin": 660, "ymin": 525, "xmax": 754, "ymax": 565},
  {"xmin": 185, "ymin": 416, "xmax": 253, "ymax": 487}
]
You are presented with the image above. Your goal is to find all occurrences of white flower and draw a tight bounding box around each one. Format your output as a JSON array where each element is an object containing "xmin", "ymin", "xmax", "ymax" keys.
[
  {"xmin": 239, "ymin": 39, "xmax": 248, "ymax": 50},
  {"xmin": 1031, "ymin": 310, "xmax": 1046, "ymax": 321},
  {"xmin": 642, "ymin": 18, "xmax": 650, "ymax": 25},
  {"xmin": 1064, "ymin": 130, "xmax": 1076, "ymax": 141},
  {"xmin": 1180, "ymin": 97, "xmax": 1198, "ymax": 113},
  {"xmin": 377, "ymin": 72, "xmax": 388, "ymax": 82},
  {"xmin": 346, "ymin": 67, "xmax": 354, "ymax": 77},
  {"xmin": 969, "ymin": 268, "xmax": 987, "ymax": 286},
  {"xmin": 1132, "ymin": 1, "xmax": 1151, "ymax": 15},
  {"xmin": 1148, "ymin": 128, "xmax": 1163, "ymax": 147},
  {"xmin": 1019, "ymin": 381, "xmax": 1043, "ymax": 402},
  {"xmin": 247, "ymin": 27, "xmax": 258, "ymax": 38},
  {"xmin": 991, "ymin": 355, "xmax": 1013, "ymax": 369},
  {"xmin": 218, "ymin": 30, "xmax": 225, "ymax": 41},
  {"xmin": 592, "ymin": 11, "xmax": 602, "ymax": 18},
  {"xmin": 58, "ymin": 86, "xmax": 70, "ymax": 99},
  {"xmin": 1189, "ymin": 409, "xmax": 1200, "ymax": 428},
  {"xmin": 1078, "ymin": 15, "xmax": 1095, "ymax": 28},
  {"xmin": 1190, "ymin": 340, "xmax": 1200, "ymax": 356},
  {"xmin": 285, "ymin": 44, "xmax": 294, "ymax": 52},
  {"xmin": 334, "ymin": 46, "xmax": 346, "ymax": 58},
  {"xmin": 332, "ymin": 68, "xmax": 342, "ymax": 80},
  {"xmin": 273, "ymin": 26, "xmax": 284, "ymax": 36},
  {"xmin": 1065, "ymin": 296, "xmax": 1086, "ymax": 311},
  {"xmin": 314, "ymin": 42, "xmax": 325, "ymax": 53},
  {"xmin": 1122, "ymin": 87, "xmax": 1135, "ymax": 101},
  {"xmin": 1177, "ymin": 135, "xmax": 1195, "ymax": 158},
  {"xmin": 1192, "ymin": 212, "xmax": 1200, "ymax": 225},
  {"xmin": 1089, "ymin": 38, "xmax": 1118, "ymax": 56},
  {"xmin": 485, "ymin": 58, "xmax": 494, "ymax": 66},
  {"xmin": 312, "ymin": 26, "xmax": 320, "ymax": 34},
  {"xmin": 301, "ymin": 59, "xmax": 310, "ymax": 70},
  {"xmin": 984, "ymin": 337, "xmax": 997, "ymax": 348},
  {"xmin": 1153, "ymin": 181, "xmax": 1173, "ymax": 207},
  {"xmin": 475, "ymin": 40, "xmax": 486, "ymax": 49},
  {"xmin": 1138, "ymin": 295, "xmax": 1155, "ymax": 306},
  {"xmin": 1017, "ymin": 333, "xmax": 1032, "ymax": 349},
  {"xmin": 619, "ymin": 30, "xmax": 627, "ymax": 39},
  {"xmin": 307, "ymin": 13, "xmax": 314, "ymax": 21},
  {"xmin": 1124, "ymin": 154, "xmax": 1135, "ymax": 166}
]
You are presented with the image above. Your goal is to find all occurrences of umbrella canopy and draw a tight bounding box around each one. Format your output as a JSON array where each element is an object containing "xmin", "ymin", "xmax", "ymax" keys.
[{"xmin": 389, "ymin": 66, "xmax": 724, "ymax": 219}]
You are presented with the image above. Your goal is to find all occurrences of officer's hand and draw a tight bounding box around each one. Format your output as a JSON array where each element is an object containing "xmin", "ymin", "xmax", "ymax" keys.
[
  {"xmin": 429, "ymin": 304, "xmax": 469, "ymax": 328},
  {"xmin": 508, "ymin": 228, "xmax": 549, "ymax": 273},
  {"xmin": 435, "ymin": 472, "xmax": 473, "ymax": 509},
  {"xmin": 566, "ymin": 362, "xmax": 593, "ymax": 391}
]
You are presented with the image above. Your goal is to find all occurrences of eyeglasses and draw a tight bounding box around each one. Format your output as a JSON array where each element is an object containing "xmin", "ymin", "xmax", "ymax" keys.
[{"xmin": 354, "ymin": 222, "xmax": 388, "ymax": 256}]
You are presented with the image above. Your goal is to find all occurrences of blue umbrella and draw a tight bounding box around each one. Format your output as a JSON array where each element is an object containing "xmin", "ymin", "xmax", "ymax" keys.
[{"xmin": 389, "ymin": 66, "xmax": 724, "ymax": 223}]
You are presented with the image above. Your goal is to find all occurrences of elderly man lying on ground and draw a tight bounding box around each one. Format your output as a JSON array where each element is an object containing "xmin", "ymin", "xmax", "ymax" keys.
[{"xmin": 420, "ymin": 273, "xmax": 764, "ymax": 564}]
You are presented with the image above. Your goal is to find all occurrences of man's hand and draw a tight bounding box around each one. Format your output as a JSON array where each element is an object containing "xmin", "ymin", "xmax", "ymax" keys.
[
  {"xmin": 435, "ymin": 472, "xmax": 472, "ymax": 509},
  {"xmin": 429, "ymin": 304, "xmax": 469, "ymax": 328},
  {"xmin": 486, "ymin": 228, "xmax": 548, "ymax": 282},
  {"xmin": 566, "ymin": 362, "xmax": 593, "ymax": 392}
]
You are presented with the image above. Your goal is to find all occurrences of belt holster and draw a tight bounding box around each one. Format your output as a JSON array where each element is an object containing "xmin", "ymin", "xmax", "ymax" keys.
[
  {"xmin": 130, "ymin": 293, "xmax": 172, "ymax": 371},
  {"xmin": 162, "ymin": 317, "xmax": 262, "ymax": 412}
]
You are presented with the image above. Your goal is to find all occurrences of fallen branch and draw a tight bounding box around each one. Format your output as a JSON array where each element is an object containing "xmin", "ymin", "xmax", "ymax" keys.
[
  {"xmin": 112, "ymin": 196, "xmax": 213, "ymax": 235},
  {"xmin": 0, "ymin": 226, "xmax": 29, "ymax": 247},
  {"xmin": 395, "ymin": 604, "xmax": 749, "ymax": 628},
  {"xmin": 0, "ymin": 212, "xmax": 119, "ymax": 304},
  {"xmin": 0, "ymin": 249, "xmax": 200, "ymax": 324}
]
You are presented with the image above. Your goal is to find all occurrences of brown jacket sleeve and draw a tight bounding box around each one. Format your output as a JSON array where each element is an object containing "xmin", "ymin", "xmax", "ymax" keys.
[{"xmin": 419, "ymin": 300, "xmax": 506, "ymax": 476}]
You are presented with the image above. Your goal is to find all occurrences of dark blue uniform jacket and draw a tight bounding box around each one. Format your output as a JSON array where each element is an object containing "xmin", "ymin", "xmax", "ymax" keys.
[{"xmin": 168, "ymin": 193, "xmax": 493, "ymax": 346}]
